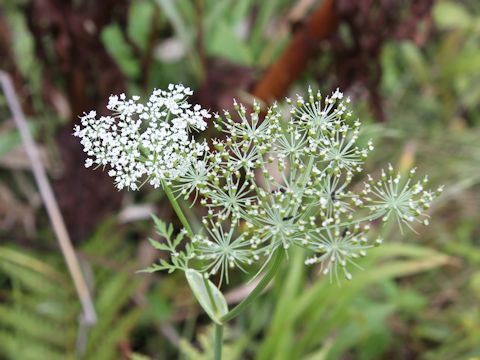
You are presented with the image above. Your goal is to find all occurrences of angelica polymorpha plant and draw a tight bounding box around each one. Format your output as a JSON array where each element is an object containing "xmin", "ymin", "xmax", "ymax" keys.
[{"xmin": 74, "ymin": 85, "xmax": 442, "ymax": 360}]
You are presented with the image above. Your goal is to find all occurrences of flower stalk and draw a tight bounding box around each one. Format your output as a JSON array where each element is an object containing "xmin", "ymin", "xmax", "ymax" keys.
[
  {"xmin": 214, "ymin": 324, "xmax": 224, "ymax": 360},
  {"xmin": 221, "ymin": 249, "xmax": 284, "ymax": 323},
  {"xmin": 162, "ymin": 181, "xmax": 194, "ymax": 236}
]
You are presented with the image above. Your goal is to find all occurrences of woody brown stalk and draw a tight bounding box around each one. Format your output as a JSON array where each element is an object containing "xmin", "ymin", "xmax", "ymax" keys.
[{"xmin": 252, "ymin": 0, "xmax": 338, "ymax": 103}]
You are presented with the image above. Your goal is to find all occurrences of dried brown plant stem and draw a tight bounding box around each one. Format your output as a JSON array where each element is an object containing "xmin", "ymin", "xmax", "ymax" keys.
[
  {"xmin": 252, "ymin": 0, "xmax": 338, "ymax": 103},
  {"xmin": 0, "ymin": 71, "xmax": 97, "ymax": 325}
]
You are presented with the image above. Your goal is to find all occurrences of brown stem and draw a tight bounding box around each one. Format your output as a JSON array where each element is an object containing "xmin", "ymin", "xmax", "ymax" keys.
[{"xmin": 252, "ymin": 0, "xmax": 339, "ymax": 103}]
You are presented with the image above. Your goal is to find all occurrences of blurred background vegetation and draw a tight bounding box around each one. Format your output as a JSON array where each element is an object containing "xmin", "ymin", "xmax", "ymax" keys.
[{"xmin": 0, "ymin": 0, "xmax": 479, "ymax": 359}]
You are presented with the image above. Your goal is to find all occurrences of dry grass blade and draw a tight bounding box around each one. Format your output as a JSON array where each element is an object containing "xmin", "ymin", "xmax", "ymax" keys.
[{"xmin": 0, "ymin": 71, "xmax": 97, "ymax": 326}]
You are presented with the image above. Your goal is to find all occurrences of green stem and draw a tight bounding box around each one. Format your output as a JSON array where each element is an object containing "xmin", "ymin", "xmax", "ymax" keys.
[
  {"xmin": 162, "ymin": 181, "xmax": 193, "ymax": 236},
  {"xmin": 163, "ymin": 182, "xmax": 221, "ymax": 330},
  {"xmin": 221, "ymin": 249, "xmax": 284, "ymax": 323},
  {"xmin": 214, "ymin": 324, "xmax": 224, "ymax": 360},
  {"xmin": 290, "ymin": 155, "xmax": 315, "ymax": 217}
]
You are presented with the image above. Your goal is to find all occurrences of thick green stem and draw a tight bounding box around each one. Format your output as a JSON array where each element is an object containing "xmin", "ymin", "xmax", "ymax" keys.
[
  {"xmin": 214, "ymin": 324, "xmax": 224, "ymax": 360},
  {"xmin": 221, "ymin": 249, "xmax": 284, "ymax": 323}
]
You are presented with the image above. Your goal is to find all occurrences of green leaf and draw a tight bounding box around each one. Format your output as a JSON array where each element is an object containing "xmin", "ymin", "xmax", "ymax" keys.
[
  {"xmin": 0, "ymin": 131, "xmax": 20, "ymax": 158},
  {"xmin": 208, "ymin": 20, "xmax": 252, "ymax": 65},
  {"xmin": 138, "ymin": 259, "xmax": 172, "ymax": 274},
  {"xmin": 127, "ymin": 1, "xmax": 155, "ymax": 51},
  {"xmin": 6, "ymin": 8, "xmax": 42, "ymax": 92},
  {"xmin": 0, "ymin": 124, "xmax": 39, "ymax": 159},
  {"xmin": 156, "ymin": 0, "xmax": 193, "ymax": 50},
  {"xmin": 130, "ymin": 353, "xmax": 151, "ymax": 360},
  {"xmin": 101, "ymin": 23, "xmax": 140, "ymax": 79},
  {"xmin": 433, "ymin": 2, "xmax": 472, "ymax": 30},
  {"xmin": 151, "ymin": 215, "xmax": 173, "ymax": 240},
  {"xmin": 138, "ymin": 265, "xmax": 161, "ymax": 273},
  {"xmin": 147, "ymin": 238, "xmax": 171, "ymax": 251},
  {"xmin": 173, "ymin": 232, "xmax": 184, "ymax": 248},
  {"xmin": 400, "ymin": 42, "xmax": 429, "ymax": 86},
  {"xmin": 185, "ymin": 269, "xmax": 228, "ymax": 325}
]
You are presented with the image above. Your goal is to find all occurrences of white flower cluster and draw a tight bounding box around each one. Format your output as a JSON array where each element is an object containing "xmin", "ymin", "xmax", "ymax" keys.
[{"xmin": 73, "ymin": 84, "xmax": 210, "ymax": 190}]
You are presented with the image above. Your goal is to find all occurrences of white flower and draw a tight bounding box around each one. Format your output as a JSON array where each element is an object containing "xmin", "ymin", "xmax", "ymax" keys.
[
  {"xmin": 305, "ymin": 227, "xmax": 371, "ymax": 283},
  {"xmin": 74, "ymin": 84, "xmax": 211, "ymax": 190},
  {"xmin": 84, "ymin": 158, "xmax": 93, "ymax": 168},
  {"xmin": 195, "ymin": 220, "xmax": 253, "ymax": 285},
  {"xmin": 363, "ymin": 167, "xmax": 441, "ymax": 232}
]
